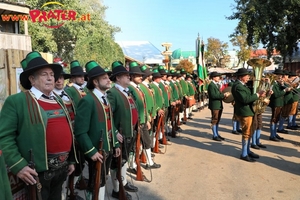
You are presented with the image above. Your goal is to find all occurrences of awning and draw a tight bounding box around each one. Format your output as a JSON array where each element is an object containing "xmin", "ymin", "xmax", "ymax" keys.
[{"xmin": 208, "ymin": 67, "xmax": 236, "ymax": 74}]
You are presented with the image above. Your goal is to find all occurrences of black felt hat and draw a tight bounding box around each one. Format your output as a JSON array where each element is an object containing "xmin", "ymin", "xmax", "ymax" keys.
[
  {"xmin": 110, "ymin": 61, "xmax": 130, "ymax": 81},
  {"xmin": 129, "ymin": 61, "xmax": 144, "ymax": 75},
  {"xmin": 152, "ymin": 69, "xmax": 162, "ymax": 78},
  {"xmin": 140, "ymin": 65, "xmax": 152, "ymax": 77},
  {"xmin": 273, "ymin": 69, "xmax": 284, "ymax": 75},
  {"xmin": 158, "ymin": 65, "xmax": 167, "ymax": 75},
  {"xmin": 20, "ymin": 51, "xmax": 62, "ymax": 90},
  {"xmin": 85, "ymin": 60, "xmax": 111, "ymax": 89},
  {"xmin": 209, "ymin": 71, "xmax": 222, "ymax": 78},
  {"xmin": 235, "ymin": 68, "xmax": 251, "ymax": 76},
  {"xmin": 70, "ymin": 60, "xmax": 87, "ymax": 76}
]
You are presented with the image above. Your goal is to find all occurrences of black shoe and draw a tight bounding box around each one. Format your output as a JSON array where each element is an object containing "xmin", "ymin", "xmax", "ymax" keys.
[
  {"xmin": 112, "ymin": 190, "xmax": 132, "ymax": 200},
  {"xmin": 212, "ymin": 136, "xmax": 222, "ymax": 141},
  {"xmin": 218, "ymin": 135, "xmax": 225, "ymax": 140},
  {"xmin": 251, "ymin": 144, "xmax": 260, "ymax": 150},
  {"xmin": 286, "ymin": 126, "xmax": 297, "ymax": 130},
  {"xmin": 232, "ymin": 130, "xmax": 239, "ymax": 135},
  {"xmin": 151, "ymin": 153, "xmax": 155, "ymax": 157},
  {"xmin": 237, "ymin": 129, "xmax": 243, "ymax": 133},
  {"xmin": 181, "ymin": 121, "xmax": 186, "ymax": 124},
  {"xmin": 127, "ymin": 168, "xmax": 137, "ymax": 175},
  {"xmin": 240, "ymin": 155, "xmax": 256, "ymax": 162},
  {"xmin": 187, "ymin": 117, "xmax": 193, "ymax": 120},
  {"xmin": 145, "ymin": 163, "xmax": 161, "ymax": 169},
  {"xmin": 269, "ymin": 137, "xmax": 280, "ymax": 142},
  {"xmin": 276, "ymin": 134, "xmax": 284, "ymax": 140},
  {"xmin": 124, "ymin": 182, "xmax": 138, "ymax": 192},
  {"xmin": 277, "ymin": 129, "xmax": 288, "ymax": 134},
  {"xmin": 192, "ymin": 109, "xmax": 198, "ymax": 112},
  {"xmin": 293, "ymin": 124, "xmax": 299, "ymax": 128},
  {"xmin": 248, "ymin": 152, "xmax": 259, "ymax": 159},
  {"xmin": 257, "ymin": 143, "xmax": 267, "ymax": 148}
]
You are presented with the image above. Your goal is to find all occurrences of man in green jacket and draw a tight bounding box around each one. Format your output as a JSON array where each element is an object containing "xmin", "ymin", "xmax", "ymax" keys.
[
  {"xmin": 269, "ymin": 69, "xmax": 291, "ymax": 141},
  {"xmin": 232, "ymin": 68, "xmax": 265, "ymax": 162},
  {"xmin": 107, "ymin": 61, "xmax": 138, "ymax": 200},
  {"xmin": 0, "ymin": 144, "xmax": 13, "ymax": 200},
  {"xmin": 128, "ymin": 62, "xmax": 161, "ymax": 170},
  {"xmin": 74, "ymin": 61, "xmax": 121, "ymax": 199},
  {"xmin": 0, "ymin": 51, "xmax": 76, "ymax": 199},
  {"xmin": 207, "ymin": 72, "xmax": 230, "ymax": 141}
]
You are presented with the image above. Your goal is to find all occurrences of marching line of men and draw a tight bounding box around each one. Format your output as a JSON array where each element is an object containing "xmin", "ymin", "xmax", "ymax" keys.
[
  {"xmin": 0, "ymin": 51, "xmax": 201, "ymax": 200},
  {"xmin": 207, "ymin": 68, "xmax": 300, "ymax": 163}
]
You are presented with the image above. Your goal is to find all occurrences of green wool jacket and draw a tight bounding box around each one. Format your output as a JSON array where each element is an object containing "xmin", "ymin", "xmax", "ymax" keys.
[
  {"xmin": 65, "ymin": 86, "xmax": 85, "ymax": 108},
  {"xmin": 232, "ymin": 81, "xmax": 258, "ymax": 117},
  {"xmin": 207, "ymin": 81, "xmax": 224, "ymax": 110},
  {"xmin": 169, "ymin": 81, "xmax": 179, "ymax": 101},
  {"xmin": 159, "ymin": 82, "xmax": 170, "ymax": 108},
  {"xmin": 139, "ymin": 83, "xmax": 156, "ymax": 119},
  {"xmin": 269, "ymin": 82, "xmax": 285, "ymax": 108},
  {"xmin": 0, "ymin": 145, "xmax": 13, "ymax": 200},
  {"xmin": 107, "ymin": 86, "xmax": 134, "ymax": 138},
  {"xmin": 175, "ymin": 81, "xmax": 183, "ymax": 99},
  {"xmin": 0, "ymin": 91, "xmax": 76, "ymax": 175},
  {"xmin": 179, "ymin": 78, "xmax": 189, "ymax": 96},
  {"xmin": 74, "ymin": 92, "xmax": 119, "ymax": 159},
  {"xmin": 128, "ymin": 84, "xmax": 147, "ymax": 124},
  {"xmin": 283, "ymin": 83, "xmax": 294, "ymax": 105},
  {"xmin": 293, "ymin": 88, "xmax": 300, "ymax": 102},
  {"xmin": 188, "ymin": 81, "xmax": 196, "ymax": 96},
  {"xmin": 150, "ymin": 82, "xmax": 164, "ymax": 112}
]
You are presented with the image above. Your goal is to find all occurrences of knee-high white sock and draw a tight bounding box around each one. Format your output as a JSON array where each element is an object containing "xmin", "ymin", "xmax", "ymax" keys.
[
  {"xmin": 99, "ymin": 186, "xmax": 105, "ymax": 200},
  {"xmin": 110, "ymin": 169, "xmax": 119, "ymax": 192},
  {"xmin": 179, "ymin": 112, "xmax": 183, "ymax": 120},
  {"xmin": 73, "ymin": 176, "xmax": 80, "ymax": 187},
  {"xmin": 128, "ymin": 152, "xmax": 137, "ymax": 169},
  {"xmin": 121, "ymin": 165, "xmax": 128, "ymax": 186},
  {"xmin": 61, "ymin": 178, "xmax": 68, "ymax": 200},
  {"xmin": 185, "ymin": 108, "xmax": 189, "ymax": 116},
  {"xmin": 145, "ymin": 148, "xmax": 154, "ymax": 165}
]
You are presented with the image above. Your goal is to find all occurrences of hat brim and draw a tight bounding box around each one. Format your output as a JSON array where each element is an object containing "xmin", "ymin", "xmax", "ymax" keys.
[
  {"xmin": 20, "ymin": 63, "xmax": 62, "ymax": 90},
  {"xmin": 130, "ymin": 72, "xmax": 144, "ymax": 76},
  {"xmin": 110, "ymin": 71, "xmax": 130, "ymax": 81},
  {"xmin": 71, "ymin": 71, "xmax": 87, "ymax": 76},
  {"xmin": 62, "ymin": 74, "xmax": 71, "ymax": 79},
  {"xmin": 236, "ymin": 72, "xmax": 251, "ymax": 76}
]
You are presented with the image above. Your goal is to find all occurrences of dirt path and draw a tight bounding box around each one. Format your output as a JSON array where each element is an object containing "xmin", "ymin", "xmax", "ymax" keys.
[{"xmin": 78, "ymin": 103, "xmax": 300, "ymax": 200}]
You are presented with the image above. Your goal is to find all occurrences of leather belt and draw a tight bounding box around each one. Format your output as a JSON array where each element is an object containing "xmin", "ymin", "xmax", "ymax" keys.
[{"xmin": 47, "ymin": 152, "xmax": 69, "ymax": 170}]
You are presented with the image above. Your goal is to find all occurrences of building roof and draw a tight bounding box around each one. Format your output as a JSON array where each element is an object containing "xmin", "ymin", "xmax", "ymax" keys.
[
  {"xmin": 250, "ymin": 49, "xmax": 280, "ymax": 57},
  {"xmin": 172, "ymin": 48, "xmax": 196, "ymax": 59},
  {"xmin": 116, "ymin": 41, "xmax": 164, "ymax": 65},
  {"xmin": 0, "ymin": 0, "xmax": 30, "ymax": 15}
]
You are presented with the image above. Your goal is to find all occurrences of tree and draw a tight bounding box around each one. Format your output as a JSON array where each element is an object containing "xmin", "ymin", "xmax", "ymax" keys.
[
  {"xmin": 175, "ymin": 59, "xmax": 194, "ymax": 73},
  {"xmin": 230, "ymin": 33, "xmax": 252, "ymax": 68},
  {"xmin": 227, "ymin": 0, "xmax": 300, "ymax": 61},
  {"xmin": 24, "ymin": 0, "xmax": 124, "ymax": 66},
  {"xmin": 206, "ymin": 37, "xmax": 229, "ymax": 68}
]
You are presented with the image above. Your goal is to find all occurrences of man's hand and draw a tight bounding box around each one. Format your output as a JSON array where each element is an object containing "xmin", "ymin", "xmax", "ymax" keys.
[
  {"xmin": 114, "ymin": 148, "xmax": 121, "ymax": 157},
  {"xmin": 146, "ymin": 121, "xmax": 151, "ymax": 130},
  {"xmin": 67, "ymin": 164, "xmax": 75, "ymax": 175},
  {"xmin": 257, "ymin": 90, "xmax": 266, "ymax": 97},
  {"xmin": 17, "ymin": 166, "xmax": 38, "ymax": 185},
  {"xmin": 171, "ymin": 102, "xmax": 176, "ymax": 106},
  {"xmin": 158, "ymin": 109, "xmax": 164, "ymax": 116},
  {"xmin": 91, "ymin": 152, "xmax": 103, "ymax": 163},
  {"xmin": 116, "ymin": 132, "xmax": 123, "ymax": 143}
]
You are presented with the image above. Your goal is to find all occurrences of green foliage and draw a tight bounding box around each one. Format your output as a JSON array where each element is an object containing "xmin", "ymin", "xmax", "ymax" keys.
[
  {"xmin": 176, "ymin": 59, "xmax": 194, "ymax": 73},
  {"xmin": 227, "ymin": 0, "xmax": 300, "ymax": 60},
  {"xmin": 24, "ymin": 0, "xmax": 124, "ymax": 65},
  {"xmin": 206, "ymin": 37, "xmax": 229, "ymax": 67},
  {"xmin": 230, "ymin": 33, "xmax": 252, "ymax": 68}
]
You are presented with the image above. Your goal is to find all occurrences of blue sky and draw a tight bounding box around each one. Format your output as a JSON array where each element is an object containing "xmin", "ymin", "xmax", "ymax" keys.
[{"xmin": 103, "ymin": 0, "xmax": 239, "ymax": 52}]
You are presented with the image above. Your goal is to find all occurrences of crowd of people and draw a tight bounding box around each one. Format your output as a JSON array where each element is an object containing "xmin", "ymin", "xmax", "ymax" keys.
[
  {"xmin": 207, "ymin": 68, "xmax": 300, "ymax": 162},
  {"xmin": 1, "ymin": 51, "xmax": 299, "ymax": 199},
  {"xmin": 0, "ymin": 51, "xmax": 203, "ymax": 200}
]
